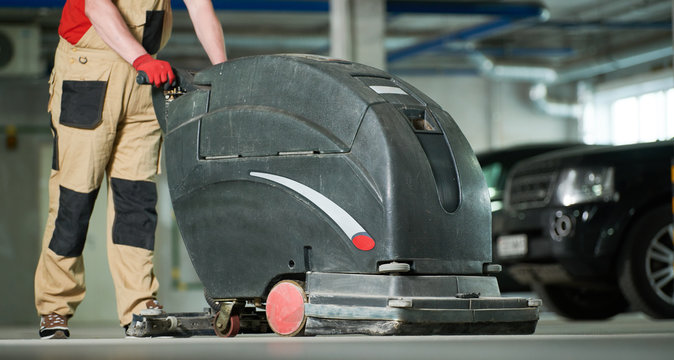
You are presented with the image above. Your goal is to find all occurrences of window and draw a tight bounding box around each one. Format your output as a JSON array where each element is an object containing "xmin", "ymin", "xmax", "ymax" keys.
[
  {"xmin": 611, "ymin": 97, "xmax": 639, "ymax": 145},
  {"xmin": 581, "ymin": 72, "xmax": 674, "ymax": 145}
]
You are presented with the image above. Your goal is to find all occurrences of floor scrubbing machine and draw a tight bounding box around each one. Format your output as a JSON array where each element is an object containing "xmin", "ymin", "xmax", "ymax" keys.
[{"xmin": 131, "ymin": 54, "xmax": 540, "ymax": 337}]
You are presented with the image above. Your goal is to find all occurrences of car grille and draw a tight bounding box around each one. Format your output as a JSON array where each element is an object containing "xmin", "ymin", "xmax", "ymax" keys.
[{"xmin": 507, "ymin": 162, "xmax": 558, "ymax": 210}]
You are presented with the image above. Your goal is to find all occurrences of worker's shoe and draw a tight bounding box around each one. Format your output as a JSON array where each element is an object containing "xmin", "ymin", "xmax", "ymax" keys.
[{"xmin": 39, "ymin": 313, "xmax": 70, "ymax": 339}]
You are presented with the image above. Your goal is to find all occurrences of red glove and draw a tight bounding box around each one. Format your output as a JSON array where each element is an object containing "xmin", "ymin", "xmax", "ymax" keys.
[{"xmin": 133, "ymin": 54, "xmax": 175, "ymax": 88}]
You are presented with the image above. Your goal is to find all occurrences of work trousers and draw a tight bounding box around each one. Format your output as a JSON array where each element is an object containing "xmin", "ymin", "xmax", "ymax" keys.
[{"xmin": 34, "ymin": 34, "xmax": 162, "ymax": 326}]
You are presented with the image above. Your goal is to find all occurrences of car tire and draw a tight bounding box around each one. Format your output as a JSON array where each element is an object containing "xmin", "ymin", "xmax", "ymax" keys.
[
  {"xmin": 618, "ymin": 204, "xmax": 674, "ymax": 319},
  {"xmin": 532, "ymin": 283, "xmax": 628, "ymax": 320}
]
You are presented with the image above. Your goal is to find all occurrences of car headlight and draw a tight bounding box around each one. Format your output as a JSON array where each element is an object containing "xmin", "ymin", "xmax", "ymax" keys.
[{"xmin": 556, "ymin": 167, "xmax": 615, "ymax": 206}]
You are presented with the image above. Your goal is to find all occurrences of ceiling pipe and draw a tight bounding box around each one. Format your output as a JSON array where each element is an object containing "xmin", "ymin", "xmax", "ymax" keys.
[
  {"xmin": 555, "ymin": 43, "xmax": 673, "ymax": 84},
  {"xmin": 468, "ymin": 41, "xmax": 672, "ymax": 118},
  {"xmin": 466, "ymin": 42, "xmax": 673, "ymax": 85},
  {"xmin": 466, "ymin": 50, "xmax": 578, "ymax": 118},
  {"xmin": 528, "ymin": 83, "xmax": 582, "ymax": 118},
  {"xmin": 467, "ymin": 50, "xmax": 558, "ymax": 83}
]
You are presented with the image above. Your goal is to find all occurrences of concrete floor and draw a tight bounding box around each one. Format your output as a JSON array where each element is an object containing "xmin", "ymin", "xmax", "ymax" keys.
[{"xmin": 1, "ymin": 312, "xmax": 673, "ymax": 360}]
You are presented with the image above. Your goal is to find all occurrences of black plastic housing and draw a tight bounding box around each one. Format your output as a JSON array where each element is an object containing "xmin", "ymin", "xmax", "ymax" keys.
[{"xmin": 160, "ymin": 55, "xmax": 492, "ymax": 299}]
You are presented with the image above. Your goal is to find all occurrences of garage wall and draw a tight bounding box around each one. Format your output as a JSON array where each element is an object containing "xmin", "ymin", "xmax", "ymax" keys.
[
  {"xmin": 401, "ymin": 74, "xmax": 577, "ymax": 152},
  {"xmin": 0, "ymin": 78, "xmax": 51, "ymax": 325}
]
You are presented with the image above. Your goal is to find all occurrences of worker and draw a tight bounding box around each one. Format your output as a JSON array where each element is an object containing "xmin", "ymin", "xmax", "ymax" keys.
[{"xmin": 34, "ymin": 0, "xmax": 226, "ymax": 339}]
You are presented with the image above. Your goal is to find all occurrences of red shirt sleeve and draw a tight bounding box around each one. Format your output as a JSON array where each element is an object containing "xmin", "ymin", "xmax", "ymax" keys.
[{"xmin": 58, "ymin": 0, "xmax": 92, "ymax": 45}]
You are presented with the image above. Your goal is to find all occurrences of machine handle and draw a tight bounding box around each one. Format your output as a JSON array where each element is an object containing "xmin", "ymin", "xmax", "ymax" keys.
[
  {"xmin": 137, "ymin": 67, "xmax": 197, "ymax": 134},
  {"xmin": 136, "ymin": 71, "xmax": 150, "ymax": 85},
  {"xmin": 136, "ymin": 70, "xmax": 177, "ymax": 90}
]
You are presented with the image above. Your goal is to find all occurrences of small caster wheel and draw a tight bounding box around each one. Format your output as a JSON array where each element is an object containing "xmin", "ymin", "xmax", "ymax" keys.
[{"xmin": 214, "ymin": 313, "xmax": 240, "ymax": 337}]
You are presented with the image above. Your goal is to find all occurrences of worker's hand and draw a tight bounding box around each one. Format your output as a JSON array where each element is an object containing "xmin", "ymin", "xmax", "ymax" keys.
[{"xmin": 133, "ymin": 54, "xmax": 175, "ymax": 88}]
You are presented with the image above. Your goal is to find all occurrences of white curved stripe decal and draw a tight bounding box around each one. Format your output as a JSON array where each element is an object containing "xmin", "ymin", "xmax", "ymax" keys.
[{"xmin": 250, "ymin": 171, "xmax": 375, "ymax": 251}]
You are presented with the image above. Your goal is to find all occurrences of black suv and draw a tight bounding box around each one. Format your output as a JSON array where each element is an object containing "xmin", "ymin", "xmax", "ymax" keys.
[
  {"xmin": 498, "ymin": 140, "xmax": 674, "ymax": 320},
  {"xmin": 478, "ymin": 143, "xmax": 583, "ymax": 291}
]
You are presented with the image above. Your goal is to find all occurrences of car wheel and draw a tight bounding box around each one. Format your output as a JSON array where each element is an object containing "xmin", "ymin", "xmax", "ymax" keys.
[
  {"xmin": 532, "ymin": 283, "xmax": 628, "ymax": 320},
  {"xmin": 618, "ymin": 204, "xmax": 674, "ymax": 318}
]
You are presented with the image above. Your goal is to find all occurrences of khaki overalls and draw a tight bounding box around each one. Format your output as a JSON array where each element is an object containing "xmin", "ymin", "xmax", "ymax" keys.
[{"xmin": 35, "ymin": 0, "xmax": 172, "ymax": 326}]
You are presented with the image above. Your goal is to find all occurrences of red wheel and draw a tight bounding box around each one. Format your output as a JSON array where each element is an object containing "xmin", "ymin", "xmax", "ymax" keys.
[
  {"xmin": 213, "ymin": 313, "xmax": 240, "ymax": 337},
  {"xmin": 265, "ymin": 280, "xmax": 307, "ymax": 336}
]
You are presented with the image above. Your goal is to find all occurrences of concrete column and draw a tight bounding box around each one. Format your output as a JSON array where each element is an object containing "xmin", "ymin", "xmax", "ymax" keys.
[
  {"xmin": 329, "ymin": 0, "xmax": 352, "ymax": 61},
  {"xmin": 352, "ymin": 0, "xmax": 386, "ymax": 70},
  {"xmin": 329, "ymin": 0, "xmax": 386, "ymax": 70}
]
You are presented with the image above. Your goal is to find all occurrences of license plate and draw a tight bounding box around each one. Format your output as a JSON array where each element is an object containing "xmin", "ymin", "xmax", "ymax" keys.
[{"xmin": 497, "ymin": 234, "xmax": 528, "ymax": 257}]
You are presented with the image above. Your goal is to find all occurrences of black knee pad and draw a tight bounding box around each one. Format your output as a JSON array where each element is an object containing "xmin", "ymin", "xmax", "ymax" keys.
[
  {"xmin": 111, "ymin": 178, "xmax": 158, "ymax": 250},
  {"xmin": 49, "ymin": 186, "xmax": 99, "ymax": 257}
]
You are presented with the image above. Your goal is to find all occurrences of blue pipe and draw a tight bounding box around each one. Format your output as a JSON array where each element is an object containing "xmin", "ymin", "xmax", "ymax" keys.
[
  {"xmin": 387, "ymin": 2, "xmax": 548, "ymax": 63},
  {"xmin": 388, "ymin": 17, "xmax": 520, "ymax": 63},
  {"xmin": 428, "ymin": 46, "xmax": 576, "ymax": 58},
  {"xmin": 387, "ymin": 1, "xmax": 546, "ymax": 17}
]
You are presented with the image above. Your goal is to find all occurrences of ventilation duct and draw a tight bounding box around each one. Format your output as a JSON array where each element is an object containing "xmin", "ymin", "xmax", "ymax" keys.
[{"xmin": 529, "ymin": 83, "xmax": 582, "ymax": 118}]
